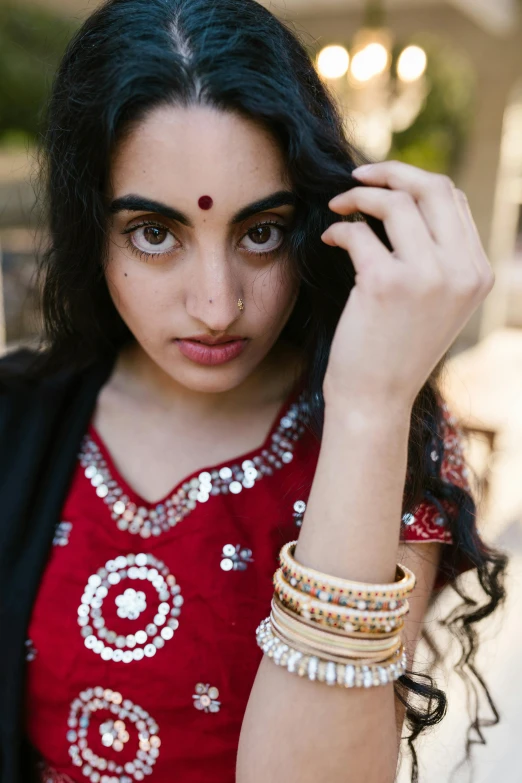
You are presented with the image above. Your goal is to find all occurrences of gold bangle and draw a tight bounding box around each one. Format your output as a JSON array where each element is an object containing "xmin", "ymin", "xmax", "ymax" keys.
[
  {"xmin": 271, "ymin": 595, "xmax": 401, "ymax": 653},
  {"xmin": 270, "ymin": 601, "xmax": 401, "ymax": 664},
  {"xmin": 270, "ymin": 604, "xmax": 402, "ymax": 662},
  {"xmin": 275, "ymin": 595, "xmax": 405, "ymax": 641},
  {"xmin": 270, "ymin": 616, "xmax": 401, "ymax": 665},
  {"xmin": 279, "ymin": 540, "xmax": 416, "ymax": 606}
]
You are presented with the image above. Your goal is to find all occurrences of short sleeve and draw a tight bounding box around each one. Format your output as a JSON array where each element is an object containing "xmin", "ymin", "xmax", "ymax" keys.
[{"xmin": 400, "ymin": 401, "xmax": 472, "ymax": 546}]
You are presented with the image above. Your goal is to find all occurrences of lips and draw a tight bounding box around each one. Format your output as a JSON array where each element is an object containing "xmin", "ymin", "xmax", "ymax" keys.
[
  {"xmin": 182, "ymin": 335, "xmax": 245, "ymax": 345},
  {"xmin": 189, "ymin": 339, "xmax": 237, "ymax": 345},
  {"xmin": 174, "ymin": 338, "xmax": 248, "ymax": 366}
]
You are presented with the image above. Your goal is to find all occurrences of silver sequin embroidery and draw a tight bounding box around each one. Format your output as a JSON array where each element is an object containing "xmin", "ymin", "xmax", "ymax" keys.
[
  {"xmin": 25, "ymin": 639, "xmax": 37, "ymax": 662},
  {"xmin": 66, "ymin": 687, "xmax": 160, "ymax": 781},
  {"xmin": 78, "ymin": 554, "xmax": 182, "ymax": 663},
  {"xmin": 192, "ymin": 683, "xmax": 221, "ymax": 713},
  {"xmin": 293, "ymin": 499, "xmax": 307, "ymax": 527},
  {"xmin": 220, "ymin": 544, "xmax": 254, "ymax": 571},
  {"xmin": 99, "ymin": 718, "xmax": 130, "ymax": 752},
  {"xmin": 53, "ymin": 521, "xmax": 72, "ymax": 547},
  {"xmin": 78, "ymin": 394, "xmax": 310, "ymax": 538}
]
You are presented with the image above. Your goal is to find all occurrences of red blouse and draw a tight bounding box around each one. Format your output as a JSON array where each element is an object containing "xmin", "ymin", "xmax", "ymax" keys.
[{"xmin": 26, "ymin": 386, "xmax": 471, "ymax": 783}]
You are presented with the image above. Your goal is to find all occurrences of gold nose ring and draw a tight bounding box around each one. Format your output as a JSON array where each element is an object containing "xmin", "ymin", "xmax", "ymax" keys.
[{"xmin": 237, "ymin": 298, "xmax": 244, "ymax": 311}]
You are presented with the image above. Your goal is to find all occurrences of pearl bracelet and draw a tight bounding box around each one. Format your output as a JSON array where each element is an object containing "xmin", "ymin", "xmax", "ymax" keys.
[{"xmin": 256, "ymin": 616, "xmax": 407, "ymax": 688}]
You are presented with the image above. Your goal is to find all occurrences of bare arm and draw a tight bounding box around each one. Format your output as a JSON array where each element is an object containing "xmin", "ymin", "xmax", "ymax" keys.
[
  {"xmin": 236, "ymin": 404, "xmax": 441, "ymax": 783},
  {"xmin": 237, "ymin": 160, "xmax": 493, "ymax": 783}
]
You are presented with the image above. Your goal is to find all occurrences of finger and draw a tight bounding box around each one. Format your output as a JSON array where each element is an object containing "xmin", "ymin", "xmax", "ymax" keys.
[
  {"xmin": 453, "ymin": 188, "xmax": 495, "ymax": 289},
  {"xmin": 348, "ymin": 161, "xmax": 464, "ymax": 248},
  {"xmin": 321, "ymin": 220, "xmax": 394, "ymax": 276},
  {"xmin": 328, "ymin": 187, "xmax": 437, "ymax": 266}
]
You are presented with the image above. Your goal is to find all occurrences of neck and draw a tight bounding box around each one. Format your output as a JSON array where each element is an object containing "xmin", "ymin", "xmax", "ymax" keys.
[{"xmin": 111, "ymin": 340, "xmax": 305, "ymax": 419}]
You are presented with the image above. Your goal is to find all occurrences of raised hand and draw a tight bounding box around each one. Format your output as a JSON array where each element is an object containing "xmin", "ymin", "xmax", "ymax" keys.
[{"xmin": 321, "ymin": 160, "xmax": 494, "ymax": 412}]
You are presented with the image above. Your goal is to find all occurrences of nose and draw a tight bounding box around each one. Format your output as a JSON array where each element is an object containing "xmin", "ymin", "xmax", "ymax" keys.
[{"xmin": 185, "ymin": 251, "xmax": 243, "ymax": 334}]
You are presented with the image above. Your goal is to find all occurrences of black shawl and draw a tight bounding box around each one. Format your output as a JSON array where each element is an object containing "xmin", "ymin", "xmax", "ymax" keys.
[{"xmin": 0, "ymin": 349, "xmax": 115, "ymax": 783}]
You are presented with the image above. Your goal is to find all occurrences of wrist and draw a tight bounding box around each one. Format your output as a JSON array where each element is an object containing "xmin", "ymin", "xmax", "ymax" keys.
[{"xmin": 322, "ymin": 385, "xmax": 413, "ymax": 432}]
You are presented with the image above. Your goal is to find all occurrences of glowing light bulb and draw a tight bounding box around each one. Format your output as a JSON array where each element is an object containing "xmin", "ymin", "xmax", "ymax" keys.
[
  {"xmin": 397, "ymin": 46, "xmax": 427, "ymax": 83},
  {"xmin": 317, "ymin": 45, "xmax": 350, "ymax": 79},
  {"xmin": 350, "ymin": 43, "xmax": 389, "ymax": 82}
]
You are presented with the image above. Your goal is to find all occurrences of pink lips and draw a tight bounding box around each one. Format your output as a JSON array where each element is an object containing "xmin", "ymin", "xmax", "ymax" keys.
[{"xmin": 175, "ymin": 338, "xmax": 248, "ymax": 366}]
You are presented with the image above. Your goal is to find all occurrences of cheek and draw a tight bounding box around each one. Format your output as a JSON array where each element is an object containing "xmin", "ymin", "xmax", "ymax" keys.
[
  {"xmin": 105, "ymin": 261, "xmax": 169, "ymax": 330},
  {"xmin": 106, "ymin": 237, "xmax": 158, "ymax": 313},
  {"xmin": 251, "ymin": 262, "xmax": 298, "ymax": 319}
]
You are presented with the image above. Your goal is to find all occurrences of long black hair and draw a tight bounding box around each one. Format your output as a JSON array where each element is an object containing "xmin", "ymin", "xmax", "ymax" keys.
[{"xmin": 25, "ymin": 0, "xmax": 507, "ymax": 779}]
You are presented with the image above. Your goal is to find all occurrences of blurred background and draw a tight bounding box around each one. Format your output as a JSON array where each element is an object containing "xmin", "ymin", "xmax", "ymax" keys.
[{"xmin": 1, "ymin": 0, "xmax": 521, "ymax": 780}]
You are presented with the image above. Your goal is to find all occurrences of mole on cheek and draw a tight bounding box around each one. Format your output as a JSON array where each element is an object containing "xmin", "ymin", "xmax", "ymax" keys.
[{"xmin": 198, "ymin": 195, "xmax": 213, "ymax": 210}]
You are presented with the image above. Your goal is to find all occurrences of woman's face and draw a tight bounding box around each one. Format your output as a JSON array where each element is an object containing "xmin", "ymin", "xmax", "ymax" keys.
[{"xmin": 106, "ymin": 104, "xmax": 299, "ymax": 394}]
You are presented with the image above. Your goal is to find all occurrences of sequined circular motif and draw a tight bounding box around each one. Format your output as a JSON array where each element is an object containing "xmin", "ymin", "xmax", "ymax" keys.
[
  {"xmin": 67, "ymin": 687, "xmax": 160, "ymax": 781},
  {"xmin": 78, "ymin": 553, "xmax": 183, "ymax": 662}
]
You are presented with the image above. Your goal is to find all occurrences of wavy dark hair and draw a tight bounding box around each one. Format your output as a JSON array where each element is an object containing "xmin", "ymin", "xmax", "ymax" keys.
[{"xmin": 24, "ymin": 0, "xmax": 507, "ymax": 779}]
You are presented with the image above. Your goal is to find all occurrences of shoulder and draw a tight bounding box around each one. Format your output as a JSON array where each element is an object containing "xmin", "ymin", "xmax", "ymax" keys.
[
  {"xmin": 0, "ymin": 346, "xmax": 68, "ymax": 388},
  {"xmin": 0, "ymin": 347, "xmax": 115, "ymax": 435},
  {"xmin": 0, "ymin": 347, "xmax": 79, "ymax": 410},
  {"xmin": 0, "ymin": 346, "xmax": 41, "ymax": 388}
]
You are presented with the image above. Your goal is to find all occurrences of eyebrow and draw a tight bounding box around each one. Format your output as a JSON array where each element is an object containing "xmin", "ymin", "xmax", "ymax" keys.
[{"xmin": 108, "ymin": 190, "xmax": 296, "ymax": 227}]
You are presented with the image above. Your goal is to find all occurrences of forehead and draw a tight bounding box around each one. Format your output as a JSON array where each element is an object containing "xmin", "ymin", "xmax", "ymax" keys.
[{"xmin": 110, "ymin": 105, "xmax": 289, "ymax": 208}]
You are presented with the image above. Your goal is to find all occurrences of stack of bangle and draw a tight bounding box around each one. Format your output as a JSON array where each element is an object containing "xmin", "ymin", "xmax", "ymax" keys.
[{"xmin": 255, "ymin": 540, "xmax": 416, "ymax": 689}]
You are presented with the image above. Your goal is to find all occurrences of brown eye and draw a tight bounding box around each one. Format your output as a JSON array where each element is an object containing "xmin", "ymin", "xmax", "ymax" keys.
[
  {"xmin": 249, "ymin": 225, "xmax": 272, "ymax": 245},
  {"xmin": 126, "ymin": 222, "xmax": 178, "ymax": 257},
  {"xmin": 143, "ymin": 226, "xmax": 168, "ymax": 245},
  {"xmin": 240, "ymin": 222, "xmax": 285, "ymax": 255}
]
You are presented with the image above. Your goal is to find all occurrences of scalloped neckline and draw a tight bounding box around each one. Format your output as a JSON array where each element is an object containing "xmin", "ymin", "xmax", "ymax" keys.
[{"xmin": 85, "ymin": 379, "xmax": 307, "ymax": 510}]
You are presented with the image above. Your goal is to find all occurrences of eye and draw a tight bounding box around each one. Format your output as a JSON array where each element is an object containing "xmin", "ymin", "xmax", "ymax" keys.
[
  {"xmin": 123, "ymin": 221, "xmax": 178, "ymax": 258},
  {"xmin": 240, "ymin": 221, "xmax": 286, "ymax": 256}
]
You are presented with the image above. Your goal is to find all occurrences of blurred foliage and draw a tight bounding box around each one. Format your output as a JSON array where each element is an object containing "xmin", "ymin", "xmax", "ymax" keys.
[
  {"xmin": 388, "ymin": 36, "xmax": 476, "ymax": 176},
  {"xmin": 0, "ymin": 2, "xmax": 78, "ymax": 148}
]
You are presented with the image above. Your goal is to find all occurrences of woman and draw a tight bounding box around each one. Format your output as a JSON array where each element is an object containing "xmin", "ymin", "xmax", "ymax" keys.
[{"xmin": 0, "ymin": 0, "xmax": 507, "ymax": 781}]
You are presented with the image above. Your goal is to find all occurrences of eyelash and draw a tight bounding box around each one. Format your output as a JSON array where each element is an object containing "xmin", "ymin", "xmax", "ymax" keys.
[{"xmin": 121, "ymin": 219, "xmax": 288, "ymax": 262}]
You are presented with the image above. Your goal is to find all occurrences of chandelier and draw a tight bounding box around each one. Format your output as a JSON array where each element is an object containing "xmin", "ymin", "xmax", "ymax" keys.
[{"xmin": 316, "ymin": 0, "xmax": 428, "ymax": 159}]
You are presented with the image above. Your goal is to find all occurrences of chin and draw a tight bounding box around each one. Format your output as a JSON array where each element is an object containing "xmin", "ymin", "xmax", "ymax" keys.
[{"xmin": 161, "ymin": 356, "xmax": 260, "ymax": 395}]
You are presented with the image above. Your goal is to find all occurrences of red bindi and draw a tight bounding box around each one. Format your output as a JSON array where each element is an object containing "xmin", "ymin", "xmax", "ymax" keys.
[{"xmin": 198, "ymin": 195, "xmax": 213, "ymax": 210}]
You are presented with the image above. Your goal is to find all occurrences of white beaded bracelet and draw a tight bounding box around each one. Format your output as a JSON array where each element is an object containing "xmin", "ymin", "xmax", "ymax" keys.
[{"xmin": 256, "ymin": 616, "xmax": 407, "ymax": 688}]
